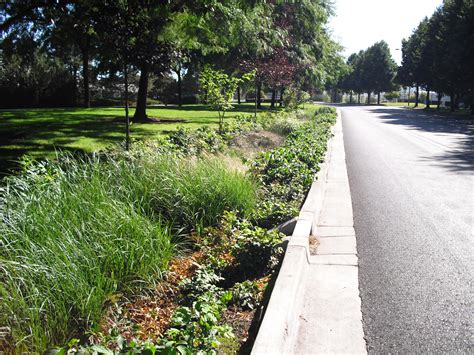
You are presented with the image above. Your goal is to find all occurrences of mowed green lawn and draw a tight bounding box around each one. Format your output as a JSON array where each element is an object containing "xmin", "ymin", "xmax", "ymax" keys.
[{"xmin": 0, "ymin": 103, "xmax": 272, "ymax": 174}]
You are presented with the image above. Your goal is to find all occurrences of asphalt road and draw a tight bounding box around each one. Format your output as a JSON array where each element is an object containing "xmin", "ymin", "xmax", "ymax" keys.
[{"xmin": 340, "ymin": 105, "xmax": 474, "ymax": 353}]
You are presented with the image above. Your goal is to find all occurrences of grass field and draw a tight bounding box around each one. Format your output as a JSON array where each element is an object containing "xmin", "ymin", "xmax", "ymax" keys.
[{"xmin": 0, "ymin": 103, "xmax": 275, "ymax": 174}]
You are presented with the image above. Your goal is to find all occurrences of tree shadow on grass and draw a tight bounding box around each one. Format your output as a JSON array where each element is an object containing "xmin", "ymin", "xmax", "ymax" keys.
[
  {"xmin": 157, "ymin": 104, "xmax": 275, "ymax": 113},
  {"xmin": 0, "ymin": 104, "xmax": 277, "ymax": 175},
  {"xmin": 0, "ymin": 112, "xmax": 176, "ymax": 176}
]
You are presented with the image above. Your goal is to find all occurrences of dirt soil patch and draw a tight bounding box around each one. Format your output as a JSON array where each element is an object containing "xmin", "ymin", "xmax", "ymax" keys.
[{"xmin": 230, "ymin": 130, "xmax": 284, "ymax": 158}]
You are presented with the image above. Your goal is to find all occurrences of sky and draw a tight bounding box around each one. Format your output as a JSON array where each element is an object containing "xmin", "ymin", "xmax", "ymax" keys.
[{"xmin": 328, "ymin": 0, "xmax": 443, "ymax": 64}]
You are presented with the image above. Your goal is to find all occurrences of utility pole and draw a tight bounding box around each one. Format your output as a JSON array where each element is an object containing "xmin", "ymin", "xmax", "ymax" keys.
[{"xmin": 124, "ymin": 64, "xmax": 130, "ymax": 151}]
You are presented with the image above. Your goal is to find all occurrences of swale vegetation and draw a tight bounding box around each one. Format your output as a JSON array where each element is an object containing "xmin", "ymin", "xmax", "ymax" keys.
[{"xmin": 0, "ymin": 106, "xmax": 337, "ymax": 353}]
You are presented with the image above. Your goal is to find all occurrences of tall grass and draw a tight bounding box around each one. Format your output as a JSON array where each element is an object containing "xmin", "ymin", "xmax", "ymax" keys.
[
  {"xmin": 112, "ymin": 153, "xmax": 257, "ymax": 232},
  {"xmin": 0, "ymin": 151, "xmax": 257, "ymax": 351},
  {"xmin": 260, "ymin": 110, "xmax": 305, "ymax": 135}
]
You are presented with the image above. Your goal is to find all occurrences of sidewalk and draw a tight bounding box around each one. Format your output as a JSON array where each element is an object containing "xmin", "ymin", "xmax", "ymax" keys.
[
  {"xmin": 295, "ymin": 114, "xmax": 366, "ymax": 354},
  {"xmin": 252, "ymin": 112, "xmax": 366, "ymax": 354}
]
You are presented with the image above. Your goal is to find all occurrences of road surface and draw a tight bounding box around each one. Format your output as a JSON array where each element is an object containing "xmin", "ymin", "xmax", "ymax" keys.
[{"xmin": 340, "ymin": 105, "xmax": 473, "ymax": 353}]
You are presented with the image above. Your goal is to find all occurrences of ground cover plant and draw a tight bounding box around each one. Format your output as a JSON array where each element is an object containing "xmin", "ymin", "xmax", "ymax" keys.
[{"xmin": 0, "ymin": 104, "xmax": 337, "ymax": 353}]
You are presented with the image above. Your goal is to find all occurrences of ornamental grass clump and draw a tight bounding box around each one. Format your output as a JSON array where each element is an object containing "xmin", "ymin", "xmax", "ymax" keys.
[
  {"xmin": 0, "ymin": 157, "xmax": 174, "ymax": 351},
  {"xmin": 109, "ymin": 152, "xmax": 257, "ymax": 232},
  {"xmin": 0, "ymin": 150, "xmax": 257, "ymax": 352}
]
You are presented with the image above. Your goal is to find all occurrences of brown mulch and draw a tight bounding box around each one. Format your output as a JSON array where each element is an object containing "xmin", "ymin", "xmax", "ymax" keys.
[{"xmin": 97, "ymin": 252, "xmax": 204, "ymax": 345}]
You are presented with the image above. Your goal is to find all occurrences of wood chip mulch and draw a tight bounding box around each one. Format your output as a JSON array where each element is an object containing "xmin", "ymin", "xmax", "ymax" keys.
[{"xmin": 97, "ymin": 252, "xmax": 203, "ymax": 345}]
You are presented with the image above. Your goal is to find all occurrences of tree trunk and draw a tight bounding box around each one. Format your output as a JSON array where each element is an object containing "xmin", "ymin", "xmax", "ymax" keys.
[
  {"xmin": 177, "ymin": 67, "xmax": 182, "ymax": 107},
  {"xmin": 33, "ymin": 87, "xmax": 40, "ymax": 107},
  {"xmin": 357, "ymin": 93, "xmax": 360, "ymax": 104},
  {"xmin": 450, "ymin": 91, "xmax": 455, "ymax": 112},
  {"xmin": 73, "ymin": 65, "xmax": 78, "ymax": 106},
  {"xmin": 280, "ymin": 87, "xmax": 285, "ymax": 107},
  {"xmin": 256, "ymin": 81, "xmax": 262, "ymax": 109},
  {"xmin": 367, "ymin": 92, "xmax": 371, "ymax": 104},
  {"xmin": 437, "ymin": 92, "xmax": 441, "ymax": 109},
  {"xmin": 349, "ymin": 91, "xmax": 353, "ymax": 104},
  {"xmin": 133, "ymin": 64, "xmax": 150, "ymax": 122},
  {"xmin": 414, "ymin": 85, "xmax": 419, "ymax": 107},
  {"xmin": 377, "ymin": 92, "xmax": 381, "ymax": 105},
  {"xmin": 254, "ymin": 80, "xmax": 257, "ymax": 119},
  {"xmin": 81, "ymin": 47, "xmax": 90, "ymax": 108},
  {"xmin": 454, "ymin": 93, "xmax": 460, "ymax": 110},
  {"xmin": 270, "ymin": 88, "xmax": 276, "ymax": 108},
  {"xmin": 426, "ymin": 88, "xmax": 430, "ymax": 108},
  {"xmin": 237, "ymin": 86, "xmax": 241, "ymax": 104},
  {"xmin": 407, "ymin": 87, "xmax": 411, "ymax": 106}
]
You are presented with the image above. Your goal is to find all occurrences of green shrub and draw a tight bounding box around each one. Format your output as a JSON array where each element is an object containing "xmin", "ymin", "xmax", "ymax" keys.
[
  {"xmin": 161, "ymin": 291, "xmax": 234, "ymax": 353},
  {"xmin": 167, "ymin": 126, "xmax": 226, "ymax": 155},
  {"xmin": 250, "ymin": 109, "xmax": 337, "ymax": 224},
  {"xmin": 200, "ymin": 211, "xmax": 284, "ymax": 283},
  {"xmin": 180, "ymin": 266, "xmax": 224, "ymax": 299},
  {"xmin": 231, "ymin": 280, "xmax": 262, "ymax": 310},
  {"xmin": 282, "ymin": 86, "xmax": 310, "ymax": 110}
]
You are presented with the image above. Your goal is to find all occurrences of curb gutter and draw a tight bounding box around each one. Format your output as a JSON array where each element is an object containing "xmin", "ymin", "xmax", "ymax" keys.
[{"xmin": 251, "ymin": 110, "xmax": 366, "ymax": 354}]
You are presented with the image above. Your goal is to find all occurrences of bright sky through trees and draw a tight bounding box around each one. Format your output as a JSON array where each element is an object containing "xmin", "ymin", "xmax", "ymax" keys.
[{"xmin": 329, "ymin": 0, "xmax": 443, "ymax": 64}]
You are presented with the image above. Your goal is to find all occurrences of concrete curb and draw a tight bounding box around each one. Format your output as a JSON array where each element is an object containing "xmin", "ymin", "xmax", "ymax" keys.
[{"xmin": 251, "ymin": 111, "xmax": 340, "ymax": 354}]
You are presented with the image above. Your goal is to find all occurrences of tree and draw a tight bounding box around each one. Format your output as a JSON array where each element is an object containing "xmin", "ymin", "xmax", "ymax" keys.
[
  {"xmin": 199, "ymin": 65, "xmax": 253, "ymax": 132},
  {"xmin": 112, "ymin": 2, "xmax": 172, "ymax": 122},
  {"xmin": 89, "ymin": 2, "xmax": 138, "ymax": 149},
  {"xmin": 398, "ymin": 1, "xmax": 474, "ymax": 112},
  {"xmin": 434, "ymin": 0, "xmax": 474, "ymax": 112},
  {"xmin": 272, "ymin": 0, "xmax": 340, "ymax": 92},
  {"xmin": 360, "ymin": 41, "xmax": 397, "ymax": 104},
  {"xmin": 47, "ymin": 2, "xmax": 99, "ymax": 108},
  {"xmin": 398, "ymin": 18, "xmax": 433, "ymax": 108},
  {"xmin": 0, "ymin": 22, "xmax": 76, "ymax": 108},
  {"xmin": 1, "ymin": 2, "xmax": 100, "ymax": 108},
  {"xmin": 346, "ymin": 51, "xmax": 366, "ymax": 103}
]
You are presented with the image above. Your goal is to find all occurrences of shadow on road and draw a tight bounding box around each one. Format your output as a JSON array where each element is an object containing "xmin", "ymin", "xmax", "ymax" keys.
[{"xmin": 369, "ymin": 107, "xmax": 474, "ymax": 173}]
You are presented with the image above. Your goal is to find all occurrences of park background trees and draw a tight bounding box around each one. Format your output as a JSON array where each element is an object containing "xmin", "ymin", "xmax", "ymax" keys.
[
  {"xmin": 334, "ymin": 0, "xmax": 472, "ymax": 111},
  {"xmin": 397, "ymin": 0, "xmax": 473, "ymax": 112},
  {"xmin": 0, "ymin": 0, "xmax": 342, "ymax": 113},
  {"xmin": 336, "ymin": 41, "xmax": 397, "ymax": 104}
]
